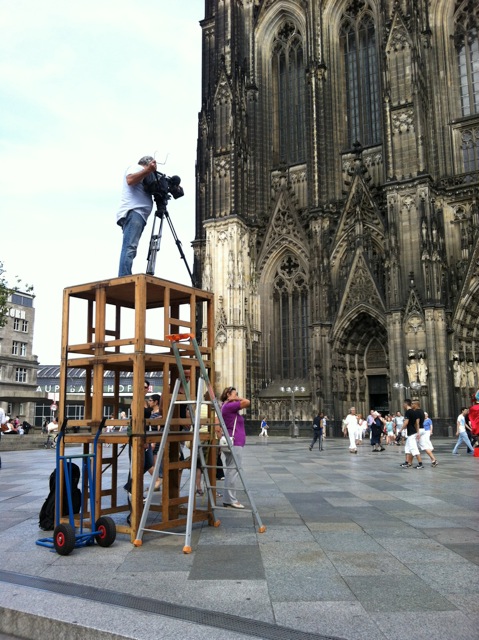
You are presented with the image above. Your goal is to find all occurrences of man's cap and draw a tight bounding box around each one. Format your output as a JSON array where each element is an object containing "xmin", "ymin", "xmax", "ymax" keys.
[{"xmin": 138, "ymin": 155, "xmax": 155, "ymax": 166}]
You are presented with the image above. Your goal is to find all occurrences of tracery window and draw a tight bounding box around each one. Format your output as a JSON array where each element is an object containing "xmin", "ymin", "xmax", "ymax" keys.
[
  {"xmin": 272, "ymin": 22, "xmax": 306, "ymax": 165},
  {"xmin": 273, "ymin": 254, "xmax": 309, "ymax": 379},
  {"xmin": 340, "ymin": 2, "xmax": 381, "ymax": 147},
  {"xmin": 454, "ymin": 1, "xmax": 479, "ymax": 118}
]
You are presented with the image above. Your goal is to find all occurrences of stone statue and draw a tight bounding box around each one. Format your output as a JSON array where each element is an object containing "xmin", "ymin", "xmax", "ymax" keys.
[
  {"xmin": 417, "ymin": 356, "xmax": 428, "ymax": 386},
  {"xmin": 460, "ymin": 361, "xmax": 468, "ymax": 388},
  {"xmin": 407, "ymin": 358, "xmax": 418, "ymax": 386},
  {"xmin": 453, "ymin": 359, "xmax": 461, "ymax": 388},
  {"xmin": 467, "ymin": 361, "xmax": 476, "ymax": 389}
]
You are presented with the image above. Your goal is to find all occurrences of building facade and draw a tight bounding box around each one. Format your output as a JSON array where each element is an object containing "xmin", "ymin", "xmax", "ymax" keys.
[
  {"xmin": 194, "ymin": 0, "xmax": 479, "ymax": 429},
  {"xmin": 0, "ymin": 291, "xmax": 44, "ymax": 423}
]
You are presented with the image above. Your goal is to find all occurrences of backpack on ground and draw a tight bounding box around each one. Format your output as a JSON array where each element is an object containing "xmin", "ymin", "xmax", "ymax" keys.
[{"xmin": 38, "ymin": 463, "xmax": 82, "ymax": 531}]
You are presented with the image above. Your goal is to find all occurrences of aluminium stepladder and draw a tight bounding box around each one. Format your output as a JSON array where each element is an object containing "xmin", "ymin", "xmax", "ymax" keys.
[{"xmin": 133, "ymin": 333, "xmax": 266, "ymax": 553}]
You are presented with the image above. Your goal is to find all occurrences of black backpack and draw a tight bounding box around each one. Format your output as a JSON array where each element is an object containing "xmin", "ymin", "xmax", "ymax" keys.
[{"xmin": 39, "ymin": 463, "xmax": 82, "ymax": 531}]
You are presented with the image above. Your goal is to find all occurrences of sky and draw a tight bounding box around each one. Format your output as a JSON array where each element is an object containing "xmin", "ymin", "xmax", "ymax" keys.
[{"xmin": 0, "ymin": 0, "xmax": 204, "ymax": 364}]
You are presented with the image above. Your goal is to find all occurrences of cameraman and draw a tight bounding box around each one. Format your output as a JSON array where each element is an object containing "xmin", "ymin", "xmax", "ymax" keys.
[{"xmin": 116, "ymin": 155, "xmax": 157, "ymax": 277}]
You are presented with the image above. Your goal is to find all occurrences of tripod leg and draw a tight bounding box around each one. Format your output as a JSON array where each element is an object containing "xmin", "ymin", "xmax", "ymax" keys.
[
  {"xmin": 146, "ymin": 213, "xmax": 165, "ymax": 276},
  {"xmin": 164, "ymin": 212, "xmax": 196, "ymax": 286}
]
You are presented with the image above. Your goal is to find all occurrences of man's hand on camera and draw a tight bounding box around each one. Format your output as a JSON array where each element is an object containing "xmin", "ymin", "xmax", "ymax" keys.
[
  {"xmin": 145, "ymin": 160, "xmax": 157, "ymax": 174},
  {"xmin": 126, "ymin": 160, "xmax": 157, "ymax": 186}
]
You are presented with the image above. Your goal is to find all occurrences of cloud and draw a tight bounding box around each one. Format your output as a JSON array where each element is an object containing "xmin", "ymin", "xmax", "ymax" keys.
[{"xmin": 0, "ymin": 0, "xmax": 203, "ymax": 363}]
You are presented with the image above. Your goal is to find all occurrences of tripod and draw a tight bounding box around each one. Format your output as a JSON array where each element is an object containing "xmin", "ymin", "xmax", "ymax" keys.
[{"xmin": 146, "ymin": 195, "xmax": 195, "ymax": 286}]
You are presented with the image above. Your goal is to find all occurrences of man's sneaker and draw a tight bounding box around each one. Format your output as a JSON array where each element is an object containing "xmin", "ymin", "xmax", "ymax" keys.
[
  {"xmin": 452, "ymin": 452, "xmax": 459, "ymax": 455},
  {"xmin": 415, "ymin": 463, "xmax": 424, "ymax": 469},
  {"xmin": 399, "ymin": 462, "xmax": 412, "ymax": 468},
  {"xmin": 431, "ymin": 460, "xmax": 438, "ymax": 467}
]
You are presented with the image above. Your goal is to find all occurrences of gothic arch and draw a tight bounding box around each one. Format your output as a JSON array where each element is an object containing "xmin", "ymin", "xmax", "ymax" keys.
[
  {"xmin": 256, "ymin": 188, "xmax": 309, "ymax": 273},
  {"xmin": 259, "ymin": 244, "xmax": 309, "ymax": 288},
  {"xmin": 255, "ymin": 4, "xmax": 308, "ymax": 181},
  {"xmin": 255, "ymin": 1, "xmax": 307, "ymax": 42},
  {"xmin": 332, "ymin": 302, "xmax": 386, "ymax": 343},
  {"xmin": 324, "ymin": 0, "xmax": 382, "ymax": 161},
  {"xmin": 331, "ymin": 309, "xmax": 389, "ymax": 415},
  {"xmin": 259, "ymin": 248, "xmax": 310, "ymax": 383}
]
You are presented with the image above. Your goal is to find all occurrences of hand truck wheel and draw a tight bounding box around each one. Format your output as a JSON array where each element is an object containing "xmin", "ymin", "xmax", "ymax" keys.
[
  {"xmin": 53, "ymin": 523, "xmax": 76, "ymax": 556},
  {"xmin": 95, "ymin": 516, "xmax": 116, "ymax": 547}
]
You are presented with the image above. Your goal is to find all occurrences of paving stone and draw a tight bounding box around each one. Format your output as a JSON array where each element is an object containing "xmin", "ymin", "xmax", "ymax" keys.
[
  {"xmin": 189, "ymin": 544, "xmax": 265, "ymax": 581},
  {"xmin": 273, "ymin": 601, "xmax": 387, "ymax": 640},
  {"xmin": 344, "ymin": 575, "xmax": 458, "ymax": 612}
]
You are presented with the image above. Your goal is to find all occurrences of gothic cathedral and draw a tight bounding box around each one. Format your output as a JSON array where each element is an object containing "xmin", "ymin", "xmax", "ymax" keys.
[{"xmin": 193, "ymin": 0, "xmax": 479, "ymax": 431}]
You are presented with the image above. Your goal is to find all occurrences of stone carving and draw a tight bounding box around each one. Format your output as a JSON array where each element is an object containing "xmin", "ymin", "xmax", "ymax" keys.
[
  {"xmin": 417, "ymin": 356, "xmax": 428, "ymax": 386},
  {"xmin": 407, "ymin": 357, "xmax": 418, "ymax": 386},
  {"xmin": 392, "ymin": 109, "xmax": 414, "ymax": 135}
]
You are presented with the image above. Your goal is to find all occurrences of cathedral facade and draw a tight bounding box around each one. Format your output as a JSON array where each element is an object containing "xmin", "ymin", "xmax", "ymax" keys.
[{"xmin": 194, "ymin": 0, "xmax": 479, "ymax": 430}]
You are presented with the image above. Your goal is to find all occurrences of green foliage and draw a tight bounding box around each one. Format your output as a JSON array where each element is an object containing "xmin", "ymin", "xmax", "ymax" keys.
[{"xmin": 0, "ymin": 261, "xmax": 34, "ymax": 328}]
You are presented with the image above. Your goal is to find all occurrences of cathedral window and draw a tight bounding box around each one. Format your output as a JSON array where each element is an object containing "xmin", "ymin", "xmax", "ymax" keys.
[
  {"xmin": 340, "ymin": 3, "xmax": 381, "ymax": 147},
  {"xmin": 460, "ymin": 127, "xmax": 479, "ymax": 172},
  {"xmin": 454, "ymin": 1, "xmax": 479, "ymax": 118},
  {"xmin": 273, "ymin": 254, "xmax": 309, "ymax": 379},
  {"xmin": 272, "ymin": 22, "xmax": 306, "ymax": 165}
]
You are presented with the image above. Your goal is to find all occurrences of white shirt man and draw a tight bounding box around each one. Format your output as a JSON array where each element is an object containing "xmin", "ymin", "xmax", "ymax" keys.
[
  {"xmin": 453, "ymin": 408, "xmax": 473, "ymax": 455},
  {"xmin": 47, "ymin": 418, "xmax": 58, "ymax": 434},
  {"xmin": 344, "ymin": 407, "xmax": 359, "ymax": 454}
]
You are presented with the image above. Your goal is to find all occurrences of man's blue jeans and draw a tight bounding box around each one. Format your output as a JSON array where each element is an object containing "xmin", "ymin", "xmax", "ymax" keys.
[
  {"xmin": 452, "ymin": 431, "xmax": 473, "ymax": 454},
  {"xmin": 118, "ymin": 211, "xmax": 146, "ymax": 277}
]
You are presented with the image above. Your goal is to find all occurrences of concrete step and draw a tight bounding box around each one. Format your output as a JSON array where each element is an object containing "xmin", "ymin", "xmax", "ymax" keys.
[{"xmin": 0, "ymin": 433, "xmax": 57, "ymax": 451}]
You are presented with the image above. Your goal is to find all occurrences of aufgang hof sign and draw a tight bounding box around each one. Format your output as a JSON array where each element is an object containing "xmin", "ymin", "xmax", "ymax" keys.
[{"xmin": 36, "ymin": 383, "xmax": 162, "ymax": 396}]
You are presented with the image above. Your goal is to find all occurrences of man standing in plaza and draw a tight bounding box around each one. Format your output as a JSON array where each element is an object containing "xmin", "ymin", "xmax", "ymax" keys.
[
  {"xmin": 400, "ymin": 398, "xmax": 424, "ymax": 469},
  {"xmin": 117, "ymin": 155, "xmax": 157, "ymax": 277}
]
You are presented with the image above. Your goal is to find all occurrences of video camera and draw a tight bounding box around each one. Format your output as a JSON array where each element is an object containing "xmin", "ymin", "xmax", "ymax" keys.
[{"xmin": 142, "ymin": 171, "xmax": 184, "ymax": 204}]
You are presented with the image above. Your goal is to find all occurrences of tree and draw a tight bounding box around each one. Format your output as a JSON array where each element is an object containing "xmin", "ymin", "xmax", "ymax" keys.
[{"xmin": 0, "ymin": 261, "xmax": 34, "ymax": 328}]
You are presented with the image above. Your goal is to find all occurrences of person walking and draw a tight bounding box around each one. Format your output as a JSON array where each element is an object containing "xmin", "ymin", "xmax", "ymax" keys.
[
  {"xmin": 356, "ymin": 413, "xmax": 365, "ymax": 446},
  {"xmin": 344, "ymin": 407, "xmax": 359, "ymax": 454},
  {"xmin": 220, "ymin": 386, "xmax": 250, "ymax": 509},
  {"xmin": 418, "ymin": 409, "xmax": 438, "ymax": 466},
  {"xmin": 370, "ymin": 411, "xmax": 385, "ymax": 452},
  {"xmin": 309, "ymin": 412, "xmax": 324, "ymax": 451},
  {"xmin": 393, "ymin": 411, "xmax": 404, "ymax": 445},
  {"xmin": 399, "ymin": 398, "xmax": 424, "ymax": 469},
  {"xmin": 259, "ymin": 417, "xmax": 269, "ymax": 437},
  {"xmin": 453, "ymin": 407, "xmax": 474, "ymax": 455},
  {"xmin": 467, "ymin": 391, "xmax": 479, "ymax": 447}
]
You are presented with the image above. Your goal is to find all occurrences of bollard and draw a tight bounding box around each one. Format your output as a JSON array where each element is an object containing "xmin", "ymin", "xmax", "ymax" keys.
[{"xmin": 447, "ymin": 425, "xmax": 453, "ymax": 438}]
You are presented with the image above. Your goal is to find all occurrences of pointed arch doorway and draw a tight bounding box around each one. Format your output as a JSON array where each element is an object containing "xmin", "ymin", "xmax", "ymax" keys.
[
  {"xmin": 366, "ymin": 336, "xmax": 389, "ymax": 411},
  {"xmin": 333, "ymin": 311, "xmax": 389, "ymax": 418}
]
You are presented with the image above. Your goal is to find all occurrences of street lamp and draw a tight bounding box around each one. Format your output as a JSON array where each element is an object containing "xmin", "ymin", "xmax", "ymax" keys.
[
  {"xmin": 280, "ymin": 385, "xmax": 305, "ymax": 438},
  {"xmin": 394, "ymin": 381, "xmax": 421, "ymax": 400}
]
